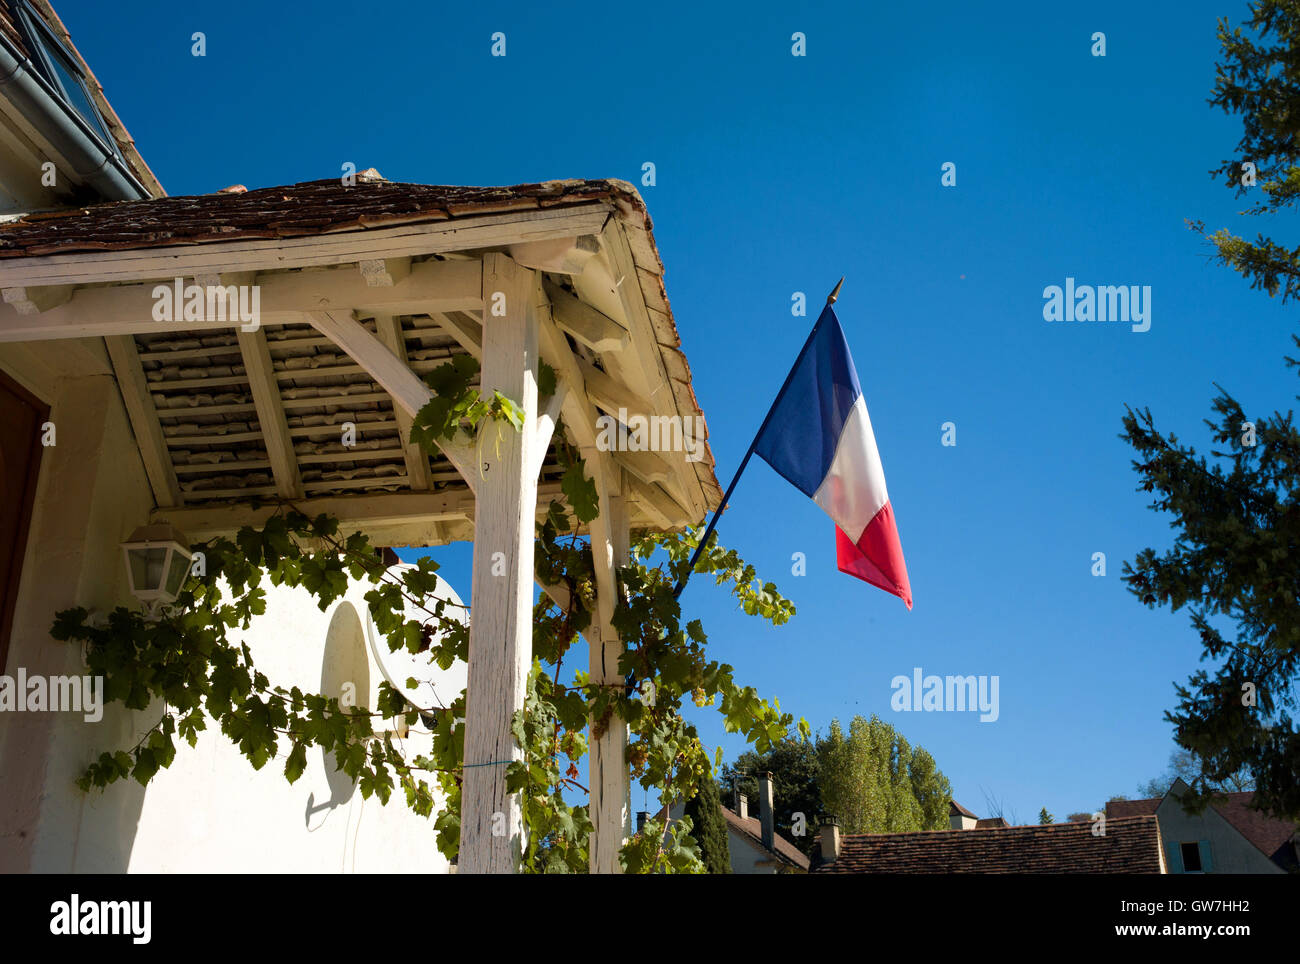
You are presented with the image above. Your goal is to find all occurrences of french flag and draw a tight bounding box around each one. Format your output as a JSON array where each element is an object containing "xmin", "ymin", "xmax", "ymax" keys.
[{"xmin": 752, "ymin": 306, "xmax": 912, "ymax": 608}]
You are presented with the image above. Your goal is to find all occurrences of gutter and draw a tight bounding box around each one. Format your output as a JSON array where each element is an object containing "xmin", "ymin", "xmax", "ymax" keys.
[{"xmin": 0, "ymin": 33, "xmax": 148, "ymax": 202}]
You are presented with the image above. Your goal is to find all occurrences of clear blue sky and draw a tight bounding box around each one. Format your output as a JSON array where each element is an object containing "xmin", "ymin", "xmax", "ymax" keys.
[{"xmin": 60, "ymin": 0, "xmax": 1298, "ymax": 823}]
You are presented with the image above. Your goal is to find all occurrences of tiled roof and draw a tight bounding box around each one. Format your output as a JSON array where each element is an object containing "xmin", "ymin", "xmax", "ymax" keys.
[
  {"xmin": 949, "ymin": 800, "xmax": 977, "ymax": 818},
  {"xmin": 1105, "ymin": 798, "xmax": 1159, "ymax": 819},
  {"xmin": 812, "ymin": 816, "xmax": 1165, "ymax": 874},
  {"xmin": 720, "ymin": 805, "xmax": 810, "ymax": 871},
  {"xmin": 0, "ymin": 176, "xmax": 639, "ymax": 257},
  {"xmin": 1107, "ymin": 792, "xmax": 1299, "ymax": 870},
  {"xmin": 1214, "ymin": 795, "xmax": 1300, "ymax": 868},
  {"xmin": 0, "ymin": 174, "xmax": 723, "ymax": 527},
  {"xmin": 975, "ymin": 817, "xmax": 1008, "ymax": 829}
]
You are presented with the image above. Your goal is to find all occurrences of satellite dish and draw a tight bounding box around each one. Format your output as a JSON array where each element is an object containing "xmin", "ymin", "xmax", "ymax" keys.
[{"xmin": 364, "ymin": 562, "xmax": 467, "ymax": 713}]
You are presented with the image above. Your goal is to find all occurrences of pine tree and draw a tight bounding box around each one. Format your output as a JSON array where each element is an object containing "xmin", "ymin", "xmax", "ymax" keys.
[
  {"xmin": 1038, "ymin": 808, "xmax": 1054, "ymax": 825},
  {"xmin": 1123, "ymin": 0, "xmax": 1300, "ymax": 821}
]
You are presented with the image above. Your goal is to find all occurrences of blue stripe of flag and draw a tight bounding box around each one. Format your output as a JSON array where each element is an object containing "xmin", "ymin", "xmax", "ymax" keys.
[{"xmin": 753, "ymin": 306, "xmax": 863, "ymax": 497}]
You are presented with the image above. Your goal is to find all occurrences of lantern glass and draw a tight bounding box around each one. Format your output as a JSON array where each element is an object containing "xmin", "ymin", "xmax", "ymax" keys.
[
  {"xmin": 163, "ymin": 550, "xmax": 190, "ymax": 597},
  {"xmin": 121, "ymin": 523, "xmax": 193, "ymax": 611},
  {"xmin": 128, "ymin": 546, "xmax": 170, "ymax": 597}
]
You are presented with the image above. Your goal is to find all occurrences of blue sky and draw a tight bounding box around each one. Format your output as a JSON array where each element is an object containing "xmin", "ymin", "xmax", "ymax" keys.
[{"xmin": 60, "ymin": 0, "xmax": 1298, "ymax": 823}]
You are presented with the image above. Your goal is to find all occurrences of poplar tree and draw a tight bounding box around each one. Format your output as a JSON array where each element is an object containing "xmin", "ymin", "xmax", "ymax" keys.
[{"xmin": 817, "ymin": 715, "xmax": 951, "ymax": 834}]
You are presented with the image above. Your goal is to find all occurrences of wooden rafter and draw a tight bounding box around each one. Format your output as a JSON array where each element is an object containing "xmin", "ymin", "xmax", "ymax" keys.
[
  {"xmin": 597, "ymin": 220, "xmax": 705, "ymax": 520},
  {"xmin": 543, "ymin": 278, "xmax": 628, "ymax": 353},
  {"xmin": 429, "ymin": 310, "xmax": 483, "ymax": 358},
  {"xmin": 306, "ymin": 309, "xmax": 477, "ymax": 492},
  {"xmin": 236, "ymin": 327, "xmax": 304, "ymax": 499},
  {"xmin": 371, "ymin": 313, "xmax": 432, "ymax": 490},
  {"xmin": 103, "ymin": 335, "xmax": 183, "ymax": 509},
  {"xmin": 535, "ymin": 282, "xmax": 686, "ymax": 515}
]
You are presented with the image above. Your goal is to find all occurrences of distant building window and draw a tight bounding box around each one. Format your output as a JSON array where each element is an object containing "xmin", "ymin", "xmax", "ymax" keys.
[
  {"xmin": 1180, "ymin": 841, "xmax": 1203, "ymax": 872},
  {"xmin": 12, "ymin": 3, "xmax": 119, "ymax": 156}
]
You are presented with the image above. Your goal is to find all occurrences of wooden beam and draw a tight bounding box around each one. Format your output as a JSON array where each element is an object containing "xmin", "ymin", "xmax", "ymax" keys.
[
  {"xmin": 0, "ymin": 259, "xmax": 483, "ymax": 343},
  {"xmin": 460, "ymin": 253, "xmax": 542, "ymax": 874},
  {"xmin": 236, "ymin": 327, "xmax": 304, "ymax": 499},
  {"xmin": 2, "ymin": 285, "xmax": 71, "ymax": 315},
  {"xmin": 152, "ymin": 481, "xmax": 565, "ymax": 541},
  {"xmin": 535, "ymin": 283, "xmax": 680, "ymax": 501},
  {"xmin": 532, "ymin": 379, "xmax": 568, "ymax": 478},
  {"xmin": 103, "ymin": 335, "xmax": 183, "ymax": 509},
  {"xmin": 544, "ymin": 278, "xmax": 629, "ymax": 353},
  {"xmin": 358, "ymin": 257, "xmax": 411, "ymax": 287},
  {"xmin": 306, "ymin": 309, "xmax": 476, "ymax": 490},
  {"xmin": 598, "ymin": 221, "xmax": 705, "ymax": 520},
  {"xmin": 536, "ymin": 301, "xmax": 599, "ymax": 451},
  {"xmin": 508, "ymin": 235, "xmax": 601, "ymax": 275},
  {"xmin": 372, "ymin": 313, "xmax": 432, "ymax": 490},
  {"xmin": 626, "ymin": 477, "xmax": 688, "ymax": 530},
  {"xmin": 576, "ymin": 355, "xmax": 651, "ymax": 419},
  {"xmin": 535, "ymin": 577, "xmax": 592, "ymax": 645},
  {"xmin": 588, "ymin": 457, "xmax": 630, "ymax": 874},
  {"xmin": 0, "ymin": 204, "xmax": 612, "ymax": 287},
  {"xmin": 430, "ymin": 310, "xmax": 482, "ymax": 359}
]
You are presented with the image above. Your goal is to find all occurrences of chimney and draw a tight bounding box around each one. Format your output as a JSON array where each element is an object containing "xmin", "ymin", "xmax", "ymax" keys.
[
  {"xmin": 819, "ymin": 815, "xmax": 841, "ymax": 863},
  {"xmin": 737, "ymin": 793, "xmax": 748, "ymax": 821},
  {"xmin": 759, "ymin": 771, "xmax": 775, "ymax": 851},
  {"xmin": 636, "ymin": 811, "xmax": 651, "ymax": 833}
]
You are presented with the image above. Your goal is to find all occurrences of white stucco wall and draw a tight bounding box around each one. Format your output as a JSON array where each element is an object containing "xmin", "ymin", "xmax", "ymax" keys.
[
  {"xmin": 0, "ymin": 344, "xmax": 155, "ymax": 873},
  {"xmin": 127, "ymin": 572, "xmax": 466, "ymax": 873},
  {"xmin": 1, "ymin": 344, "xmax": 467, "ymax": 873},
  {"xmin": 726, "ymin": 828, "xmax": 778, "ymax": 874}
]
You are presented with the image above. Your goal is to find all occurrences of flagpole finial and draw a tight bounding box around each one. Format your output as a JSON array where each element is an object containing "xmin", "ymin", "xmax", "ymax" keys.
[{"xmin": 826, "ymin": 277, "xmax": 844, "ymax": 306}]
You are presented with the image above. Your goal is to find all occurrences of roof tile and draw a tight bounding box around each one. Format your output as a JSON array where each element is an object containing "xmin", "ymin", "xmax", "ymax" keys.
[{"xmin": 813, "ymin": 816, "xmax": 1165, "ymax": 874}]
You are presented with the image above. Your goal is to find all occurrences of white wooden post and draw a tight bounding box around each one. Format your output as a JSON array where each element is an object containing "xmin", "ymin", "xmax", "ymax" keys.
[
  {"xmin": 459, "ymin": 254, "xmax": 541, "ymax": 873},
  {"xmin": 588, "ymin": 460, "xmax": 631, "ymax": 873}
]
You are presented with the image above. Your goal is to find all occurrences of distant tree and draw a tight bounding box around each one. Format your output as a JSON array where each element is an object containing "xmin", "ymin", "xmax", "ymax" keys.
[
  {"xmin": 1066, "ymin": 812, "xmax": 1093, "ymax": 823},
  {"xmin": 716, "ymin": 738, "xmax": 822, "ymax": 857},
  {"xmin": 818, "ymin": 715, "xmax": 952, "ymax": 834},
  {"xmin": 1138, "ymin": 748, "xmax": 1256, "ymax": 798},
  {"xmin": 888, "ymin": 735, "xmax": 924, "ymax": 829},
  {"xmin": 1038, "ymin": 807, "xmax": 1055, "ymax": 825},
  {"xmin": 1124, "ymin": 0, "xmax": 1300, "ymax": 821},
  {"xmin": 908, "ymin": 746, "xmax": 952, "ymax": 831},
  {"xmin": 980, "ymin": 789, "xmax": 1021, "ymax": 827},
  {"xmin": 682, "ymin": 776, "xmax": 730, "ymax": 874}
]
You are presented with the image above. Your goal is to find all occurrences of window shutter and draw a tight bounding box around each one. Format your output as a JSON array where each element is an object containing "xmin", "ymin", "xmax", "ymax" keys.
[
  {"xmin": 1165, "ymin": 838, "xmax": 1182, "ymax": 873},
  {"xmin": 1198, "ymin": 840, "xmax": 1214, "ymax": 872}
]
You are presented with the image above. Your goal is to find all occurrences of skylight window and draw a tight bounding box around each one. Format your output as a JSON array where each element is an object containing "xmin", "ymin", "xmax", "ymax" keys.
[{"xmin": 13, "ymin": 2, "xmax": 119, "ymax": 157}]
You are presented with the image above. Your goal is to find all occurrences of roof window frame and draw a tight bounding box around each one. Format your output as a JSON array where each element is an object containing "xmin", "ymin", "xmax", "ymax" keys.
[{"xmin": 11, "ymin": 1, "xmax": 121, "ymax": 160}]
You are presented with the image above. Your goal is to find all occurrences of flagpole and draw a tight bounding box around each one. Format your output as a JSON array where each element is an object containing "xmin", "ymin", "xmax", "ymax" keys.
[{"xmin": 672, "ymin": 278, "xmax": 844, "ymax": 598}]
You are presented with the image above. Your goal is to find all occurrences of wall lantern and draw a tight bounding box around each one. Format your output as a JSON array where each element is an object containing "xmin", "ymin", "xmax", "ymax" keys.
[{"xmin": 120, "ymin": 523, "xmax": 193, "ymax": 615}]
